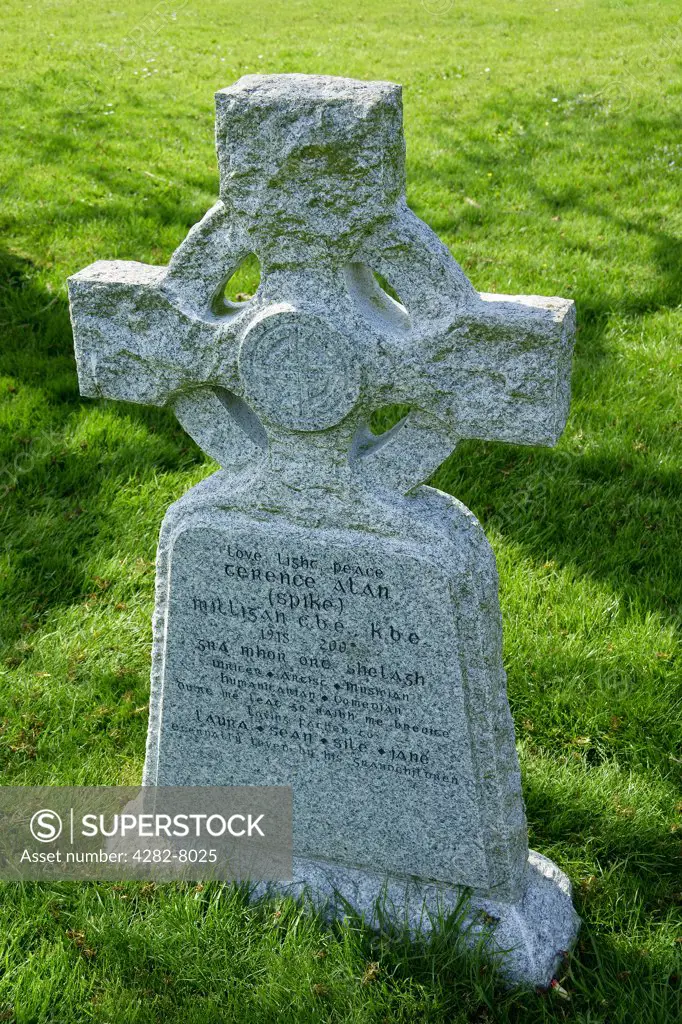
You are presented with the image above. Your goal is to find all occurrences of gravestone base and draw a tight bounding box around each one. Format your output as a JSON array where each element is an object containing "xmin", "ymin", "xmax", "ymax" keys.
[{"xmin": 261, "ymin": 849, "xmax": 579, "ymax": 989}]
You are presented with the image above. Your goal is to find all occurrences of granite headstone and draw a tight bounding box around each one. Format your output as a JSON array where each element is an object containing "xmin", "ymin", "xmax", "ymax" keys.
[{"xmin": 68, "ymin": 74, "xmax": 580, "ymax": 987}]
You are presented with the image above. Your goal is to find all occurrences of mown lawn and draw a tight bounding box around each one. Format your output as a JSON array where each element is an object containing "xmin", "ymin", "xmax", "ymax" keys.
[{"xmin": 1, "ymin": 0, "xmax": 680, "ymax": 1020}]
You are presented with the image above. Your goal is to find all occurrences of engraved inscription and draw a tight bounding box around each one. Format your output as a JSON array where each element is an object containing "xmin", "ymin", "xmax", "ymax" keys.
[{"xmin": 157, "ymin": 524, "xmax": 487, "ymax": 884}]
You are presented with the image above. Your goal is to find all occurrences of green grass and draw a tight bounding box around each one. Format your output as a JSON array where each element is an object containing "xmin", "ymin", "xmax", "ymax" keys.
[{"xmin": 1, "ymin": 0, "xmax": 681, "ymax": 1020}]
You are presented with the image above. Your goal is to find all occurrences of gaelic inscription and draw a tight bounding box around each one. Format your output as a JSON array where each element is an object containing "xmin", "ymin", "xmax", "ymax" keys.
[{"xmin": 157, "ymin": 524, "xmax": 487, "ymax": 883}]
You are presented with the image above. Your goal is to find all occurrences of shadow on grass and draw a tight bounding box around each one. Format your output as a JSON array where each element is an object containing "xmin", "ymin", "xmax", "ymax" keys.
[
  {"xmin": 523, "ymin": 767, "xmax": 679, "ymax": 890},
  {"xmin": 434, "ymin": 438, "xmax": 681, "ymax": 621}
]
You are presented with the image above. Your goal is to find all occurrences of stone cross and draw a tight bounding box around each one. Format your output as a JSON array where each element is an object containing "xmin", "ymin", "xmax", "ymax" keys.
[{"xmin": 68, "ymin": 75, "xmax": 579, "ymax": 987}]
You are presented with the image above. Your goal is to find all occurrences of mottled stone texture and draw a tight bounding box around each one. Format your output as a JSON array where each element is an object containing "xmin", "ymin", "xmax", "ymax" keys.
[
  {"xmin": 215, "ymin": 75, "xmax": 406, "ymax": 263},
  {"xmin": 68, "ymin": 74, "xmax": 579, "ymax": 987}
]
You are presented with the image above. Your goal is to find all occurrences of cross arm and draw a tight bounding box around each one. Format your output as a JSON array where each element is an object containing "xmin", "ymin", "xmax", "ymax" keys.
[
  {"xmin": 353, "ymin": 283, "xmax": 575, "ymax": 495},
  {"xmin": 351, "ymin": 205, "xmax": 575, "ymax": 462},
  {"xmin": 67, "ymin": 260, "xmax": 238, "ymax": 407},
  {"xmin": 419, "ymin": 292, "xmax": 576, "ymax": 448}
]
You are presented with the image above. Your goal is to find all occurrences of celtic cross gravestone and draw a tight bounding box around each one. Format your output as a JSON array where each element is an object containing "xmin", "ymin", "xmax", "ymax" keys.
[{"xmin": 68, "ymin": 74, "xmax": 580, "ymax": 986}]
